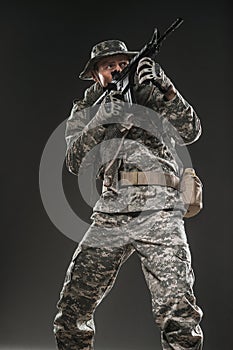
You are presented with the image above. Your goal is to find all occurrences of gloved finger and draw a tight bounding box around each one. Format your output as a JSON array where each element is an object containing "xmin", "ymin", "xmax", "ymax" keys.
[
  {"xmin": 138, "ymin": 72, "xmax": 155, "ymax": 84},
  {"xmin": 102, "ymin": 94, "xmax": 123, "ymax": 117},
  {"xmin": 137, "ymin": 57, "xmax": 154, "ymax": 74},
  {"xmin": 138, "ymin": 67, "xmax": 153, "ymax": 81},
  {"xmin": 112, "ymin": 102, "xmax": 122, "ymax": 116}
]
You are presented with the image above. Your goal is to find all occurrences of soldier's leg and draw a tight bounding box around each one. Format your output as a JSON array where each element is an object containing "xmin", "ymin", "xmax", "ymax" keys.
[
  {"xmin": 133, "ymin": 209, "xmax": 203, "ymax": 350},
  {"xmin": 53, "ymin": 212, "xmax": 134, "ymax": 350}
]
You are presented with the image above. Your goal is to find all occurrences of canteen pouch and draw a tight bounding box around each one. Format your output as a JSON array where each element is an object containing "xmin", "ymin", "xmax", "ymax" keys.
[{"xmin": 180, "ymin": 168, "xmax": 203, "ymax": 218}]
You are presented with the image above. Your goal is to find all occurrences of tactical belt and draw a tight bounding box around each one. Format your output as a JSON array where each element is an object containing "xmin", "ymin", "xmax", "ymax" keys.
[
  {"xmin": 101, "ymin": 169, "xmax": 203, "ymax": 219},
  {"xmin": 120, "ymin": 171, "xmax": 180, "ymax": 189},
  {"xmin": 102, "ymin": 171, "xmax": 180, "ymax": 192}
]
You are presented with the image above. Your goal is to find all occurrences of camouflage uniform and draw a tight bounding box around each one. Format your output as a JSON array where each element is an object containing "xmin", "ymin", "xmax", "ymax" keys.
[{"xmin": 54, "ymin": 54, "xmax": 203, "ymax": 349}]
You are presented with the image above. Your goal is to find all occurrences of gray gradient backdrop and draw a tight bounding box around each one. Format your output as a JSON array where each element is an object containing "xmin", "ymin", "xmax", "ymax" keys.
[{"xmin": 1, "ymin": 0, "xmax": 232, "ymax": 349}]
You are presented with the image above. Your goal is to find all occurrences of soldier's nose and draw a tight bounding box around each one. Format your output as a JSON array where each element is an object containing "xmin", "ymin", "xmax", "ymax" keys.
[{"xmin": 111, "ymin": 70, "xmax": 121, "ymax": 80}]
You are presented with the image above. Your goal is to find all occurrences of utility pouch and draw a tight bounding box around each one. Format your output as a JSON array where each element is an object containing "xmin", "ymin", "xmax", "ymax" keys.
[{"xmin": 180, "ymin": 168, "xmax": 203, "ymax": 218}]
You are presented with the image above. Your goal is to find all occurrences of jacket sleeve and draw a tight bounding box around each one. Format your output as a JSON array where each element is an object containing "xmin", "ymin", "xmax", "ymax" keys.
[
  {"xmin": 65, "ymin": 99, "xmax": 107, "ymax": 175},
  {"xmin": 134, "ymin": 70, "xmax": 202, "ymax": 146}
]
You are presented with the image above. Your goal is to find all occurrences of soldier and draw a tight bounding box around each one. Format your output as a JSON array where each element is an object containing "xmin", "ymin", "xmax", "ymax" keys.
[{"xmin": 53, "ymin": 39, "xmax": 203, "ymax": 349}]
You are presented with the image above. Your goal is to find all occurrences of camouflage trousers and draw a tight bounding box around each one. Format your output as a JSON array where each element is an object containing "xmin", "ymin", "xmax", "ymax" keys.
[{"xmin": 53, "ymin": 209, "xmax": 203, "ymax": 350}]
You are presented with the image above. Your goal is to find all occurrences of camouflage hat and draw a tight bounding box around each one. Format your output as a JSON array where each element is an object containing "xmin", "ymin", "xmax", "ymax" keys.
[{"xmin": 79, "ymin": 39, "xmax": 138, "ymax": 80}]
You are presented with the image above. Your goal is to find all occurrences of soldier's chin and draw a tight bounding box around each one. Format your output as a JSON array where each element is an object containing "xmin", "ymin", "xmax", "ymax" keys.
[{"xmin": 104, "ymin": 80, "xmax": 112, "ymax": 87}]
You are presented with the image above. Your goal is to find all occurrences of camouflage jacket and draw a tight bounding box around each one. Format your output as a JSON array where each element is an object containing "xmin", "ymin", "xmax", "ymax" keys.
[{"xmin": 65, "ymin": 70, "xmax": 201, "ymax": 213}]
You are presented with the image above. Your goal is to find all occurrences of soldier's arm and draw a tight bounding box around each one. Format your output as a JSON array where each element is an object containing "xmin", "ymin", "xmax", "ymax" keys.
[
  {"xmin": 135, "ymin": 60, "xmax": 202, "ymax": 145},
  {"xmin": 65, "ymin": 86, "xmax": 126, "ymax": 176},
  {"xmin": 65, "ymin": 97, "xmax": 109, "ymax": 175},
  {"xmin": 148, "ymin": 88, "xmax": 201, "ymax": 145}
]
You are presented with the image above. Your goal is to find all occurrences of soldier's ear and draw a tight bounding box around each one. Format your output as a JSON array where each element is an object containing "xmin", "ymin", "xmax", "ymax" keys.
[{"xmin": 91, "ymin": 71, "xmax": 100, "ymax": 83}]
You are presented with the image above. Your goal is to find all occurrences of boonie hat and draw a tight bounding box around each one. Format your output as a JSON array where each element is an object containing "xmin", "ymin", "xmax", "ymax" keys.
[{"xmin": 79, "ymin": 39, "xmax": 138, "ymax": 80}]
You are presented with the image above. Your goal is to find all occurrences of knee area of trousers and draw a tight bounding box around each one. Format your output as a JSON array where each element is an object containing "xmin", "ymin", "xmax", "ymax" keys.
[
  {"xmin": 53, "ymin": 310, "xmax": 95, "ymax": 335},
  {"xmin": 53, "ymin": 311, "xmax": 77, "ymax": 335},
  {"xmin": 153, "ymin": 292, "xmax": 203, "ymax": 328}
]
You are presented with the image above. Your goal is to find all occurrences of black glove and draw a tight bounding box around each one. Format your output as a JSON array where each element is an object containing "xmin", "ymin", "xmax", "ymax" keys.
[
  {"xmin": 100, "ymin": 90, "xmax": 124, "ymax": 118},
  {"xmin": 136, "ymin": 57, "xmax": 173, "ymax": 93}
]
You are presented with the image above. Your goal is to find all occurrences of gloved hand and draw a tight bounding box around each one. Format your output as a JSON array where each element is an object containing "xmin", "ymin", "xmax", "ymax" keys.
[
  {"xmin": 100, "ymin": 90, "xmax": 124, "ymax": 118},
  {"xmin": 136, "ymin": 57, "xmax": 173, "ymax": 93}
]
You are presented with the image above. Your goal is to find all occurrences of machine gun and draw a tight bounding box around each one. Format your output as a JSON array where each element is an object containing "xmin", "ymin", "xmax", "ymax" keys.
[{"xmin": 93, "ymin": 18, "xmax": 184, "ymax": 106}]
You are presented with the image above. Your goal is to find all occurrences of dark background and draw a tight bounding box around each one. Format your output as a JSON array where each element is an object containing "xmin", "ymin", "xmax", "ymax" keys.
[{"xmin": 1, "ymin": 0, "xmax": 232, "ymax": 349}]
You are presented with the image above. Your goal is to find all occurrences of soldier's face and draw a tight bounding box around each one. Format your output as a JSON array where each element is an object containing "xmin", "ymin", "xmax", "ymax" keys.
[{"xmin": 93, "ymin": 54, "xmax": 129, "ymax": 87}]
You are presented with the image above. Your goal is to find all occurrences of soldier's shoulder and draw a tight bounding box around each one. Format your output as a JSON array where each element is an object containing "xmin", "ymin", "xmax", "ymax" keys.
[
  {"xmin": 84, "ymin": 82, "xmax": 104, "ymax": 105},
  {"xmin": 71, "ymin": 82, "xmax": 104, "ymax": 111}
]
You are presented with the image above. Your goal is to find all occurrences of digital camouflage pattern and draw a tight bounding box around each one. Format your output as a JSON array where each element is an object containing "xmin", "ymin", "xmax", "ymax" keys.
[
  {"xmin": 54, "ymin": 63, "xmax": 203, "ymax": 349},
  {"xmin": 64, "ymin": 65, "xmax": 201, "ymax": 213},
  {"xmin": 54, "ymin": 210, "xmax": 203, "ymax": 349},
  {"xmin": 79, "ymin": 39, "xmax": 138, "ymax": 80}
]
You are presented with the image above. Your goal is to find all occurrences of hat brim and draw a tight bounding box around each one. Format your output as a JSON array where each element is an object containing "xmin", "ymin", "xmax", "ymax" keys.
[{"xmin": 79, "ymin": 51, "xmax": 138, "ymax": 80}]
